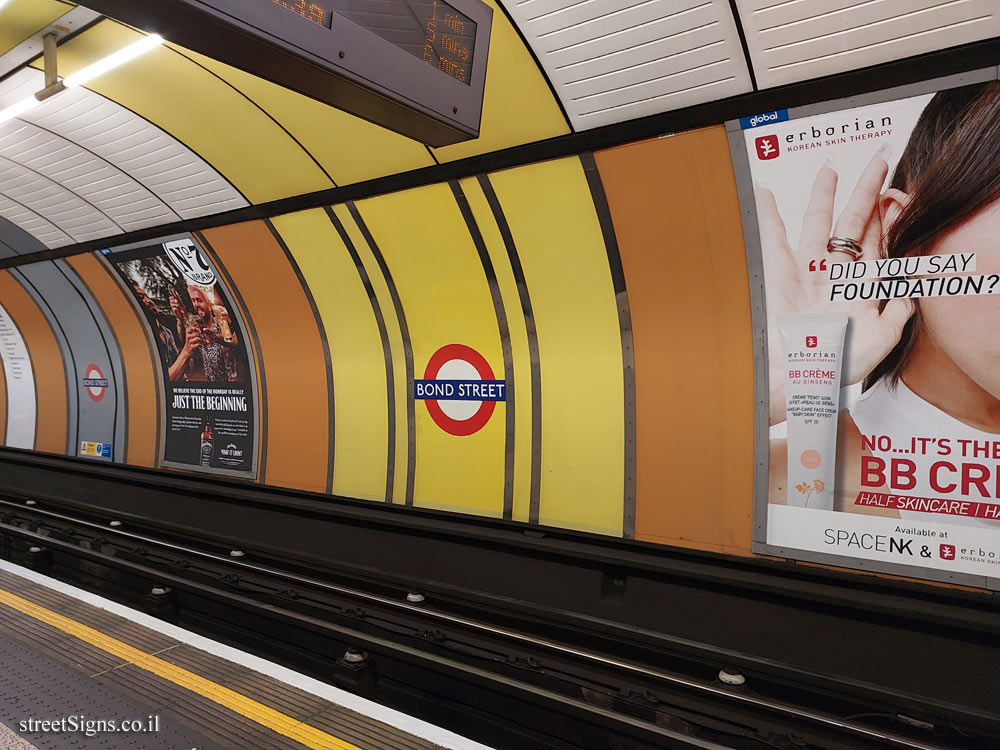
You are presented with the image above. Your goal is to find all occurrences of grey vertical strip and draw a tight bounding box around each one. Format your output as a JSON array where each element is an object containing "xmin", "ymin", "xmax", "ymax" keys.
[
  {"xmin": 727, "ymin": 129, "xmax": 772, "ymax": 548},
  {"xmin": 195, "ymin": 232, "xmax": 268, "ymax": 483},
  {"xmin": 324, "ymin": 206, "xmax": 396, "ymax": 503},
  {"xmin": 579, "ymin": 152, "xmax": 637, "ymax": 540},
  {"xmin": 10, "ymin": 268, "xmax": 78, "ymax": 455},
  {"xmin": 476, "ymin": 174, "xmax": 543, "ymax": 525},
  {"xmin": 264, "ymin": 218, "xmax": 336, "ymax": 495},
  {"xmin": 55, "ymin": 259, "xmax": 127, "ymax": 464},
  {"xmin": 346, "ymin": 201, "xmax": 416, "ymax": 506},
  {"xmin": 96, "ymin": 252, "xmax": 164, "ymax": 467},
  {"xmin": 449, "ymin": 180, "xmax": 516, "ymax": 520}
]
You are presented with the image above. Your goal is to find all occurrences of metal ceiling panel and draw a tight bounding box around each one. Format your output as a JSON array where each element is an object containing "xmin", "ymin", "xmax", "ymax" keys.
[
  {"xmin": 737, "ymin": 0, "xmax": 1000, "ymax": 89},
  {"xmin": 0, "ymin": 68, "xmax": 247, "ymax": 248},
  {"xmin": 0, "ymin": 155, "xmax": 120, "ymax": 242},
  {"xmin": 0, "ymin": 193, "xmax": 71, "ymax": 247},
  {"xmin": 501, "ymin": 0, "xmax": 752, "ymax": 130},
  {"xmin": 0, "ymin": 120, "xmax": 179, "ymax": 231}
]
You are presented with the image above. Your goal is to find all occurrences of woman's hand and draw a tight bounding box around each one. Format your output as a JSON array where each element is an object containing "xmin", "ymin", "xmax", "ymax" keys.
[{"xmin": 757, "ymin": 153, "xmax": 915, "ymax": 425}]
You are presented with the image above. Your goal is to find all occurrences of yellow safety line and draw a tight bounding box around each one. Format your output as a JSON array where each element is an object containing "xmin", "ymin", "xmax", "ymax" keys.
[{"xmin": 0, "ymin": 589, "xmax": 361, "ymax": 750}]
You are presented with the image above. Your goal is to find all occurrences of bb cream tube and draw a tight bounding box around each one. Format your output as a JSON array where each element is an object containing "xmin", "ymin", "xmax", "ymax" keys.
[{"xmin": 778, "ymin": 312, "xmax": 848, "ymax": 510}]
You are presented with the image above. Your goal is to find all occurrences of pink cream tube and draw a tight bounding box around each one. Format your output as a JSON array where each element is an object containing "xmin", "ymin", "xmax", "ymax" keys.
[{"xmin": 778, "ymin": 312, "xmax": 848, "ymax": 510}]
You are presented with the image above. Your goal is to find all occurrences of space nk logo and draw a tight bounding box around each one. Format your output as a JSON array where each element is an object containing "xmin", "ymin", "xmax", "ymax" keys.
[
  {"xmin": 81, "ymin": 363, "xmax": 108, "ymax": 402},
  {"xmin": 414, "ymin": 344, "xmax": 506, "ymax": 436},
  {"xmin": 164, "ymin": 239, "xmax": 216, "ymax": 286}
]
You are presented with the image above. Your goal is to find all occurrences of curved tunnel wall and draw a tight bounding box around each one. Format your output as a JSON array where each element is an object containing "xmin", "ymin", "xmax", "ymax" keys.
[{"xmin": 0, "ymin": 125, "xmax": 755, "ymax": 554}]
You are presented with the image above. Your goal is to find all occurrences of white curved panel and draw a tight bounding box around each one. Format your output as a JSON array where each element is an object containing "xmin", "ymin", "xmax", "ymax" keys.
[
  {"xmin": 0, "ymin": 68, "xmax": 247, "ymax": 245},
  {"xmin": 0, "ymin": 120, "xmax": 179, "ymax": 232},
  {"xmin": 0, "ymin": 194, "xmax": 72, "ymax": 248},
  {"xmin": 0, "ymin": 156, "xmax": 121, "ymax": 242},
  {"xmin": 501, "ymin": 0, "xmax": 752, "ymax": 130},
  {"xmin": 737, "ymin": 0, "xmax": 1000, "ymax": 88}
]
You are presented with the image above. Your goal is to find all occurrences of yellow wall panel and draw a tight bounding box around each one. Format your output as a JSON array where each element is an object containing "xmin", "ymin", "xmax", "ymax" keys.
[
  {"xmin": 489, "ymin": 158, "xmax": 624, "ymax": 535},
  {"xmin": 354, "ymin": 184, "xmax": 506, "ymax": 516},
  {"xmin": 0, "ymin": 0, "xmax": 71, "ymax": 57},
  {"xmin": 44, "ymin": 21, "xmax": 333, "ymax": 203},
  {"xmin": 331, "ymin": 203, "xmax": 410, "ymax": 504},
  {"xmin": 431, "ymin": 0, "xmax": 569, "ymax": 163},
  {"xmin": 459, "ymin": 177, "xmax": 533, "ymax": 522},
  {"xmin": 177, "ymin": 48, "xmax": 434, "ymax": 187},
  {"xmin": 271, "ymin": 209, "xmax": 390, "ymax": 501}
]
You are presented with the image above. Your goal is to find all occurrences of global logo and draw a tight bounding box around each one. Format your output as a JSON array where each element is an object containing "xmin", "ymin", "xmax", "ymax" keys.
[
  {"xmin": 82, "ymin": 364, "xmax": 108, "ymax": 402},
  {"xmin": 739, "ymin": 109, "xmax": 789, "ymax": 129},
  {"xmin": 414, "ymin": 344, "xmax": 506, "ymax": 436},
  {"xmin": 164, "ymin": 239, "xmax": 216, "ymax": 286}
]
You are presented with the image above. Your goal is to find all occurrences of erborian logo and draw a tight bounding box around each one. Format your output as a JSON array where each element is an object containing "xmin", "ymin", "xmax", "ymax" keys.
[
  {"xmin": 940, "ymin": 544, "xmax": 956, "ymax": 560},
  {"xmin": 805, "ymin": 336, "xmax": 818, "ymax": 349},
  {"xmin": 755, "ymin": 135, "xmax": 779, "ymax": 160}
]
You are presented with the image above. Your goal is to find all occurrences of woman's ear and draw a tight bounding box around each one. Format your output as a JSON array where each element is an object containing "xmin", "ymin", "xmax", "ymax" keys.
[{"xmin": 879, "ymin": 188, "xmax": 909, "ymax": 232}]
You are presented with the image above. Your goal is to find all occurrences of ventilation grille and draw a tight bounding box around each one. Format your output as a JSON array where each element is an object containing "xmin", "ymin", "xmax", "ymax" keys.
[
  {"xmin": 501, "ymin": 0, "xmax": 752, "ymax": 130},
  {"xmin": 737, "ymin": 0, "xmax": 1000, "ymax": 88}
]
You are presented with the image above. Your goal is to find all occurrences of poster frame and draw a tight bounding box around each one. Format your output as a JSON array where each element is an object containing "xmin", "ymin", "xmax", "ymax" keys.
[
  {"xmin": 98, "ymin": 232, "xmax": 261, "ymax": 480},
  {"xmin": 726, "ymin": 65, "xmax": 1000, "ymax": 591}
]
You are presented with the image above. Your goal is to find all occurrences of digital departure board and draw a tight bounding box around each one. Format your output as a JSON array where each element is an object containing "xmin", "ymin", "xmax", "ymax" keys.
[
  {"xmin": 78, "ymin": 0, "xmax": 492, "ymax": 145},
  {"xmin": 268, "ymin": 0, "xmax": 477, "ymax": 85}
]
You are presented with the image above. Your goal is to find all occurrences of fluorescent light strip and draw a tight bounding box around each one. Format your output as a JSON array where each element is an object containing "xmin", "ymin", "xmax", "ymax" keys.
[
  {"xmin": 0, "ymin": 95, "xmax": 40, "ymax": 125},
  {"xmin": 63, "ymin": 34, "xmax": 163, "ymax": 88},
  {"xmin": 0, "ymin": 33, "xmax": 163, "ymax": 124}
]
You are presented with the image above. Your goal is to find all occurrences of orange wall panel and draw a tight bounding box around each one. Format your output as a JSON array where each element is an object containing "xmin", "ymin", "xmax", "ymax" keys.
[
  {"xmin": 68, "ymin": 254, "xmax": 159, "ymax": 468},
  {"xmin": 201, "ymin": 222, "xmax": 330, "ymax": 493},
  {"xmin": 594, "ymin": 127, "xmax": 755, "ymax": 553},
  {"xmin": 0, "ymin": 271, "xmax": 67, "ymax": 454}
]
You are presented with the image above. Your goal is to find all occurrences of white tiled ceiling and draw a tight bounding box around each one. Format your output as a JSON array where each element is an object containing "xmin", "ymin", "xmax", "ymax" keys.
[
  {"xmin": 0, "ymin": 155, "xmax": 121, "ymax": 243},
  {"xmin": 736, "ymin": 0, "xmax": 1000, "ymax": 89},
  {"xmin": 0, "ymin": 68, "xmax": 247, "ymax": 249},
  {"xmin": 501, "ymin": 0, "xmax": 753, "ymax": 130},
  {"xmin": 0, "ymin": 120, "xmax": 179, "ymax": 232},
  {"xmin": 0, "ymin": 193, "xmax": 72, "ymax": 248}
]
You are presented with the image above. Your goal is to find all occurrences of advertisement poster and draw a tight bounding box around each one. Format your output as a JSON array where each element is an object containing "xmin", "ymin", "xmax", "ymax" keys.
[
  {"xmin": 744, "ymin": 80, "xmax": 1000, "ymax": 581},
  {"xmin": 109, "ymin": 238, "xmax": 257, "ymax": 475},
  {"xmin": 0, "ymin": 301, "xmax": 35, "ymax": 449}
]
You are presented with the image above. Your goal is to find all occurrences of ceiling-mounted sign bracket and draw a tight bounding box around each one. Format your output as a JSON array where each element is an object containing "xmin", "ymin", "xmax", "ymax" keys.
[{"xmin": 75, "ymin": 0, "xmax": 492, "ymax": 146}]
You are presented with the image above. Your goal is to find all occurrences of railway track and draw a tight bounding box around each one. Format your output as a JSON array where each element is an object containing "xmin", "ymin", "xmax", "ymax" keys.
[{"xmin": 0, "ymin": 495, "xmax": 992, "ymax": 750}]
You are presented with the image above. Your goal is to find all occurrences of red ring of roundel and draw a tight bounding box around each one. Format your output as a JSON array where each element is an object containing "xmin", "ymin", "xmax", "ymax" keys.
[
  {"xmin": 422, "ymin": 344, "xmax": 496, "ymax": 436},
  {"xmin": 85, "ymin": 363, "xmax": 106, "ymax": 403}
]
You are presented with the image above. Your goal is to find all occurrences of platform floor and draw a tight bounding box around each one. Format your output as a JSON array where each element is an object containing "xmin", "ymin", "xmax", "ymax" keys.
[{"xmin": 0, "ymin": 561, "xmax": 492, "ymax": 750}]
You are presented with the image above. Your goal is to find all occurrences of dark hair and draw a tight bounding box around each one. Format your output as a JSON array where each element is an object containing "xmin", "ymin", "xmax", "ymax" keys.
[{"xmin": 863, "ymin": 81, "xmax": 1000, "ymax": 390}]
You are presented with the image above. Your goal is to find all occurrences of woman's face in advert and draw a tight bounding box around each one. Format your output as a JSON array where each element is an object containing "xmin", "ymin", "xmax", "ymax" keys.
[{"xmin": 919, "ymin": 197, "xmax": 1000, "ymax": 399}]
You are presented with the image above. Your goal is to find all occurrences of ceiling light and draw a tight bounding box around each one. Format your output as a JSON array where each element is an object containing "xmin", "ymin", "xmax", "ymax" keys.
[
  {"xmin": 63, "ymin": 34, "xmax": 163, "ymax": 88},
  {"xmin": 0, "ymin": 95, "xmax": 40, "ymax": 126}
]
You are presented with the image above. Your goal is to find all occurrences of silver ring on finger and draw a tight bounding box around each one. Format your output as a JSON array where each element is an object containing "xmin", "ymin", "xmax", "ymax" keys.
[{"xmin": 826, "ymin": 236, "xmax": 864, "ymax": 260}]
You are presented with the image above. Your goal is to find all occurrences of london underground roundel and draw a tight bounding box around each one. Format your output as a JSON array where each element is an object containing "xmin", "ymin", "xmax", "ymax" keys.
[
  {"xmin": 82, "ymin": 364, "xmax": 109, "ymax": 402},
  {"xmin": 415, "ymin": 344, "xmax": 506, "ymax": 436}
]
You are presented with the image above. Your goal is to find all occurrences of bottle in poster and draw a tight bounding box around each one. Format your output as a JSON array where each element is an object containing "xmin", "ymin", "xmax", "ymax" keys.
[{"xmin": 200, "ymin": 421, "xmax": 214, "ymax": 467}]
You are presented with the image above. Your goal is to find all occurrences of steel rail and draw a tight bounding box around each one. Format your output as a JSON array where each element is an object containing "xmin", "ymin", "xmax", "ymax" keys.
[{"xmin": 0, "ymin": 497, "xmax": 958, "ymax": 750}]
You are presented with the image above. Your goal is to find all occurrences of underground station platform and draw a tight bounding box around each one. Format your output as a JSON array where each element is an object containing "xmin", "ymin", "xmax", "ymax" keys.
[
  {"xmin": 0, "ymin": 560, "xmax": 483, "ymax": 750},
  {"xmin": 2, "ymin": 0, "xmax": 1000, "ymax": 748}
]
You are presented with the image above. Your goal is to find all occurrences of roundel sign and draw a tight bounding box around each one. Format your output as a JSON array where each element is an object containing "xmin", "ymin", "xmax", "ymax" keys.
[
  {"xmin": 82, "ymin": 364, "xmax": 109, "ymax": 402},
  {"xmin": 414, "ymin": 344, "xmax": 506, "ymax": 436}
]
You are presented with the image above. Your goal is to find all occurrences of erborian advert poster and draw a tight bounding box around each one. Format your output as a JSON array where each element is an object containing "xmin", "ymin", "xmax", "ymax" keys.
[
  {"xmin": 744, "ymin": 81, "xmax": 1000, "ymax": 578},
  {"xmin": 110, "ymin": 239, "xmax": 257, "ymax": 475}
]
